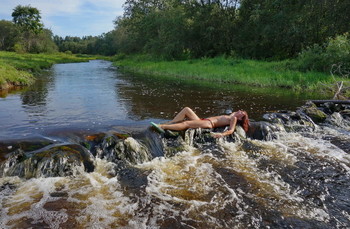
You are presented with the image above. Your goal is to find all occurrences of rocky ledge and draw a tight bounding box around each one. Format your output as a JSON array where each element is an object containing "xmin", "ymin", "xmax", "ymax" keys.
[{"xmin": 0, "ymin": 100, "xmax": 349, "ymax": 179}]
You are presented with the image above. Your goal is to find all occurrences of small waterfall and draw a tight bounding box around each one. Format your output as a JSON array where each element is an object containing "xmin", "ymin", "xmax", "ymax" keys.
[{"xmin": 0, "ymin": 101, "xmax": 349, "ymax": 228}]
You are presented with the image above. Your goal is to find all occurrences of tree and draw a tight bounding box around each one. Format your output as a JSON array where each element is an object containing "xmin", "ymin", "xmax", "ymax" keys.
[
  {"xmin": 11, "ymin": 5, "xmax": 58, "ymax": 53},
  {"xmin": 0, "ymin": 20, "xmax": 20, "ymax": 51},
  {"xmin": 12, "ymin": 5, "xmax": 43, "ymax": 34}
]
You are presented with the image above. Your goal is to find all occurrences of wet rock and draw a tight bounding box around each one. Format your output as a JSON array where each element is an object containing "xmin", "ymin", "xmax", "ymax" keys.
[
  {"xmin": 0, "ymin": 138, "xmax": 54, "ymax": 162},
  {"xmin": 234, "ymin": 125, "xmax": 247, "ymax": 140},
  {"xmin": 117, "ymin": 137, "xmax": 152, "ymax": 164},
  {"xmin": 319, "ymin": 102, "xmax": 350, "ymax": 114},
  {"xmin": 162, "ymin": 136, "xmax": 188, "ymax": 158},
  {"xmin": 184, "ymin": 128, "xmax": 214, "ymax": 147},
  {"xmin": 91, "ymin": 134, "xmax": 152, "ymax": 165},
  {"xmin": 247, "ymin": 121, "xmax": 281, "ymax": 141},
  {"xmin": 117, "ymin": 167, "xmax": 150, "ymax": 194},
  {"xmin": 325, "ymin": 112, "xmax": 350, "ymax": 131},
  {"xmin": 340, "ymin": 109, "xmax": 350, "ymax": 119},
  {"xmin": 0, "ymin": 144, "xmax": 94, "ymax": 178},
  {"xmin": 302, "ymin": 102, "xmax": 328, "ymax": 123},
  {"xmin": 264, "ymin": 109, "xmax": 317, "ymax": 132},
  {"xmin": 0, "ymin": 149, "xmax": 27, "ymax": 177}
]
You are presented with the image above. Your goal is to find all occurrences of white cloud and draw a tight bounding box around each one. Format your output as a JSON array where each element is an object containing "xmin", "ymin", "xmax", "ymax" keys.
[{"xmin": 0, "ymin": 0, "xmax": 124, "ymax": 37}]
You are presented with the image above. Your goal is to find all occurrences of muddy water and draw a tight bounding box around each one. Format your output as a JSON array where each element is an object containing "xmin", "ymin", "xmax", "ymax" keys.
[{"xmin": 1, "ymin": 60, "xmax": 349, "ymax": 228}]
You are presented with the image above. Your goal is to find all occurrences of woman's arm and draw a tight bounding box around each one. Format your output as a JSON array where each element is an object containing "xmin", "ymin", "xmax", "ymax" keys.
[{"xmin": 212, "ymin": 117, "xmax": 237, "ymax": 138}]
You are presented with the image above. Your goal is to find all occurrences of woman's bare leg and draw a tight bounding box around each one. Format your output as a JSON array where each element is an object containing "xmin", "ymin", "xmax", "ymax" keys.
[
  {"xmin": 169, "ymin": 107, "xmax": 200, "ymax": 124},
  {"xmin": 160, "ymin": 120, "xmax": 211, "ymax": 131}
]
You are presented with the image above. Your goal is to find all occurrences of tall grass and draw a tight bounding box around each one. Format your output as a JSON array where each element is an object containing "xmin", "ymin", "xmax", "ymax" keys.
[
  {"xmin": 115, "ymin": 55, "xmax": 341, "ymax": 92},
  {"xmin": 0, "ymin": 51, "xmax": 95, "ymax": 89}
]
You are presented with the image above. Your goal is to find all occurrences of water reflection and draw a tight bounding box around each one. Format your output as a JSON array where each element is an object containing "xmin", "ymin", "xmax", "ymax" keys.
[
  {"xmin": 0, "ymin": 60, "xmax": 320, "ymax": 139},
  {"xmin": 20, "ymin": 70, "xmax": 54, "ymax": 119},
  {"xmin": 115, "ymin": 72, "xmax": 316, "ymax": 121}
]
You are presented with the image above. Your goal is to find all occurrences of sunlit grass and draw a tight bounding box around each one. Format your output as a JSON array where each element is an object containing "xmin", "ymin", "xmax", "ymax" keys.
[
  {"xmin": 115, "ymin": 55, "xmax": 343, "ymax": 92},
  {"xmin": 0, "ymin": 51, "xmax": 95, "ymax": 89},
  {"xmin": 0, "ymin": 63, "xmax": 34, "ymax": 87}
]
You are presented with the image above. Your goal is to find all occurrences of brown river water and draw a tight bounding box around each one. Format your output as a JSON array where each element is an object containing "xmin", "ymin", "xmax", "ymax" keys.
[{"xmin": 0, "ymin": 60, "xmax": 349, "ymax": 228}]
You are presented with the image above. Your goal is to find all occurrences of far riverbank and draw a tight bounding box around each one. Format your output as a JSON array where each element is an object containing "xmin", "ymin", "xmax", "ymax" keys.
[
  {"xmin": 114, "ymin": 55, "xmax": 349, "ymax": 97},
  {"xmin": 0, "ymin": 51, "xmax": 97, "ymax": 91}
]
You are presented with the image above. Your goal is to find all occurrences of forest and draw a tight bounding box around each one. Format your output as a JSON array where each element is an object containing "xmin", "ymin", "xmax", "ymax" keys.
[{"xmin": 1, "ymin": 1, "xmax": 349, "ymax": 74}]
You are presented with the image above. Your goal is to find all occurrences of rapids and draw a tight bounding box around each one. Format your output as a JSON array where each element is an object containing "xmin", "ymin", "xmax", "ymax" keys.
[
  {"xmin": 1, "ymin": 101, "xmax": 350, "ymax": 228},
  {"xmin": 1, "ymin": 61, "xmax": 349, "ymax": 228}
]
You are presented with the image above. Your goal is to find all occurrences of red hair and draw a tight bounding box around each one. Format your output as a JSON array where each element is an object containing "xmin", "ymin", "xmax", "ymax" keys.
[{"xmin": 238, "ymin": 111, "xmax": 250, "ymax": 132}]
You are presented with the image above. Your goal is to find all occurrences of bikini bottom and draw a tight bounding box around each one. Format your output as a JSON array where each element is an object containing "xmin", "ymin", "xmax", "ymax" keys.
[{"xmin": 201, "ymin": 118, "xmax": 215, "ymax": 128}]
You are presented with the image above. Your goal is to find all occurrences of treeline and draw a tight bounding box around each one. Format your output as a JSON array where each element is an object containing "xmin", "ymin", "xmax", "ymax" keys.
[
  {"xmin": 0, "ymin": 18, "xmax": 117, "ymax": 56},
  {"xmin": 0, "ymin": 5, "xmax": 117, "ymax": 56},
  {"xmin": 1, "ymin": 2, "xmax": 349, "ymax": 73},
  {"xmin": 53, "ymin": 32, "xmax": 118, "ymax": 56},
  {"xmin": 115, "ymin": 0, "xmax": 350, "ymax": 60}
]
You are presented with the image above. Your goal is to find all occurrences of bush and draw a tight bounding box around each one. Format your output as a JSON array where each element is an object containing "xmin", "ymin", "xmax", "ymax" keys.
[
  {"xmin": 13, "ymin": 43, "xmax": 25, "ymax": 54},
  {"xmin": 297, "ymin": 34, "xmax": 350, "ymax": 76}
]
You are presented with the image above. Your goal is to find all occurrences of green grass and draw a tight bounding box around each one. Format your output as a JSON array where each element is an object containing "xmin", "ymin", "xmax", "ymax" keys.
[
  {"xmin": 115, "ymin": 55, "xmax": 347, "ymax": 93},
  {"xmin": 0, "ymin": 51, "xmax": 96, "ymax": 89}
]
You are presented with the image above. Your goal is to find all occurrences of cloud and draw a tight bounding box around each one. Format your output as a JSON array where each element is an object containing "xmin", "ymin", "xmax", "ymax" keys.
[{"xmin": 0, "ymin": 0, "xmax": 124, "ymax": 37}]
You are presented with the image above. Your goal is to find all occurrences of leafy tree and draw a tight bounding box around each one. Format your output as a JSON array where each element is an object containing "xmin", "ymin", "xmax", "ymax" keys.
[
  {"xmin": 236, "ymin": 0, "xmax": 350, "ymax": 59},
  {"xmin": 0, "ymin": 20, "xmax": 20, "ymax": 51},
  {"xmin": 12, "ymin": 5, "xmax": 43, "ymax": 34},
  {"xmin": 11, "ymin": 5, "xmax": 58, "ymax": 53}
]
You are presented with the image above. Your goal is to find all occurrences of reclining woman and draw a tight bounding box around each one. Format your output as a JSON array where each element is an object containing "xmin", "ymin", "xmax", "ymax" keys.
[{"xmin": 152, "ymin": 107, "xmax": 250, "ymax": 138}]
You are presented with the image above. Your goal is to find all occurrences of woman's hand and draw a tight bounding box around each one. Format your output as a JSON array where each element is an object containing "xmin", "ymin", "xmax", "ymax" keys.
[{"xmin": 211, "ymin": 132, "xmax": 224, "ymax": 138}]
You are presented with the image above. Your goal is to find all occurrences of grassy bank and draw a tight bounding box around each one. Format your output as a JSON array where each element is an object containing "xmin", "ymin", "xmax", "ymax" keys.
[
  {"xmin": 0, "ymin": 51, "xmax": 96, "ymax": 89},
  {"xmin": 115, "ymin": 55, "xmax": 348, "ymax": 94}
]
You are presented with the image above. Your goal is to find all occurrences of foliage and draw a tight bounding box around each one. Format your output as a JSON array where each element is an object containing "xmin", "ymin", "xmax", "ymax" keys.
[
  {"xmin": 0, "ymin": 6, "xmax": 58, "ymax": 54},
  {"xmin": 115, "ymin": 0, "xmax": 240, "ymax": 59},
  {"xmin": 296, "ymin": 34, "xmax": 350, "ymax": 74},
  {"xmin": 53, "ymin": 32, "xmax": 118, "ymax": 56},
  {"xmin": 110, "ymin": 0, "xmax": 350, "ymax": 61},
  {"xmin": 236, "ymin": 0, "xmax": 350, "ymax": 59},
  {"xmin": 12, "ymin": 5, "xmax": 43, "ymax": 34},
  {"xmin": 0, "ymin": 20, "xmax": 20, "ymax": 51}
]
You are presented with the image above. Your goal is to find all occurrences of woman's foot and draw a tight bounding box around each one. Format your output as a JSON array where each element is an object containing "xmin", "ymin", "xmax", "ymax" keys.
[{"xmin": 150, "ymin": 122, "xmax": 165, "ymax": 133}]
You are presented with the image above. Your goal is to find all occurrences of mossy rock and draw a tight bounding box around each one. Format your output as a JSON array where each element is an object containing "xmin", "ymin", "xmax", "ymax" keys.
[{"xmin": 304, "ymin": 106, "xmax": 327, "ymax": 123}]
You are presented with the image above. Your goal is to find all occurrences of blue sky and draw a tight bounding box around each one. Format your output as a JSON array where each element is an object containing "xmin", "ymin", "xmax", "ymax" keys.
[{"xmin": 0, "ymin": 0, "xmax": 124, "ymax": 37}]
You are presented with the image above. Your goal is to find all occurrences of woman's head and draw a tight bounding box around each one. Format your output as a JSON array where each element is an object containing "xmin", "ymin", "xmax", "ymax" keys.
[{"xmin": 235, "ymin": 110, "xmax": 250, "ymax": 132}]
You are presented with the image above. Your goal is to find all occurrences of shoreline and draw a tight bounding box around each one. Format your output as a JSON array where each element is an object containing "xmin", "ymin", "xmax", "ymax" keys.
[
  {"xmin": 0, "ymin": 51, "xmax": 96, "ymax": 91},
  {"xmin": 114, "ymin": 55, "xmax": 349, "ymax": 96}
]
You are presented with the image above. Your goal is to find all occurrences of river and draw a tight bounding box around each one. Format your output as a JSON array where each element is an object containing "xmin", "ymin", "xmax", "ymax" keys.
[
  {"xmin": 0, "ymin": 60, "xmax": 349, "ymax": 228},
  {"xmin": 0, "ymin": 60, "xmax": 313, "ymax": 140}
]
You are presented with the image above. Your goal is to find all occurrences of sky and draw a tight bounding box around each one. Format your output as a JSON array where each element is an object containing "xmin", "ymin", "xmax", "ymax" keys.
[{"xmin": 0, "ymin": 0, "xmax": 125, "ymax": 37}]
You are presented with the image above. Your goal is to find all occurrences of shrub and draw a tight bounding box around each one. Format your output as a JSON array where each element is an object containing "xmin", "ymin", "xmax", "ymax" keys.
[
  {"xmin": 13, "ymin": 43, "xmax": 25, "ymax": 54},
  {"xmin": 297, "ymin": 34, "xmax": 350, "ymax": 76}
]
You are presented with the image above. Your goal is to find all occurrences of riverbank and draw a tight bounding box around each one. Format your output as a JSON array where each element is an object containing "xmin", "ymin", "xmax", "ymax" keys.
[
  {"xmin": 0, "ymin": 51, "xmax": 96, "ymax": 90},
  {"xmin": 115, "ymin": 55, "xmax": 349, "ymax": 95}
]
